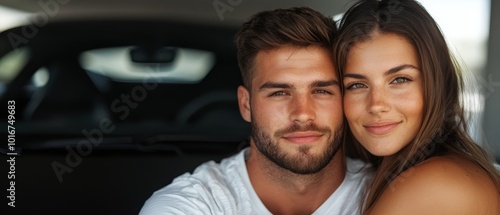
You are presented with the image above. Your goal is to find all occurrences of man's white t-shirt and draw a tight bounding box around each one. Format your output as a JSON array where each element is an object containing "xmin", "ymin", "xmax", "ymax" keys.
[{"xmin": 139, "ymin": 148, "xmax": 372, "ymax": 215}]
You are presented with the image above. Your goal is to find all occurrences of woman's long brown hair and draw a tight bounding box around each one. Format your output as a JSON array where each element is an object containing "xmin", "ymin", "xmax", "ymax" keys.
[{"xmin": 334, "ymin": 0, "xmax": 500, "ymax": 212}]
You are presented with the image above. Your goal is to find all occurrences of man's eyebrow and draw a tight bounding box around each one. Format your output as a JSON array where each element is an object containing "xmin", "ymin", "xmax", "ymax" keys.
[
  {"xmin": 311, "ymin": 80, "xmax": 339, "ymax": 87},
  {"xmin": 259, "ymin": 82, "xmax": 292, "ymax": 91},
  {"xmin": 343, "ymin": 64, "xmax": 420, "ymax": 79},
  {"xmin": 258, "ymin": 79, "xmax": 338, "ymax": 91}
]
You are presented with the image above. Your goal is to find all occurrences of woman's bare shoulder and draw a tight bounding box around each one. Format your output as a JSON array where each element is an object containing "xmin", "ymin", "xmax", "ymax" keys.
[{"xmin": 367, "ymin": 154, "xmax": 500, "ymax": 215}]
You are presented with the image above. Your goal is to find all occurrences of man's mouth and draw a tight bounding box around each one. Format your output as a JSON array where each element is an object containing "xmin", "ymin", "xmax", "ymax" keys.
[{"xmin": 282, "ymin": 131, "xmax": 323, "ymax": 144}]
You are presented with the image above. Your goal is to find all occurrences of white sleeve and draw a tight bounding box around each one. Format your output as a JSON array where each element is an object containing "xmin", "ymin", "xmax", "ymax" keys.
[
  {"xmin": 139, "ymin": 174, "xmax": 236, "ymax": 215},
  {"xmin": 138, "ymin": 185, "xmax": 207, "ymax": 215}
]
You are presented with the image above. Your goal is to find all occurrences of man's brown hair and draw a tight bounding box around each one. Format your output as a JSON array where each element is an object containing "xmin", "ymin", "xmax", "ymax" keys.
[{"xmin": 235, "ymin": 7, "xmax": 337, "ymax": 88}]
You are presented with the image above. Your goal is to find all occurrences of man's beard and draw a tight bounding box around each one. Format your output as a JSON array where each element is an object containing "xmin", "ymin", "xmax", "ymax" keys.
[{"xmin": 251, "ymin": 120, "xmax": 343, "ymax": 175}]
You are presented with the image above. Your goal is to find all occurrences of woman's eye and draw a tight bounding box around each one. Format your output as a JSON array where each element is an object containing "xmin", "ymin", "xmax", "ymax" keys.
[
  {"xmin": 345, "ymin": 83, "xmax": 366, "ymax": 90},
  {"xmin": 391, "ymin": 77, "xmax": 411, "ymax": 84}
]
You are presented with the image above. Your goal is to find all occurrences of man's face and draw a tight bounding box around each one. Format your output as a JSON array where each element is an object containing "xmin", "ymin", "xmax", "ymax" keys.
[{"xmin": 238, "ymin": 45, "xmax": 343, "ymax": 174}]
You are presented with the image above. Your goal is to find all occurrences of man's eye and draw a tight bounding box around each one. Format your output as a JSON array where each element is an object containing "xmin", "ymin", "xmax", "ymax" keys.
[
  {"xmin": 314, "ymin": 89, "xmax": 332, "ymax": 94},
  {"xmin": 269, "ymin": 91, "xmax": 288, "ymax": 97},
  {"xmin": 345, "ymin": 83, "xmax": 366, "ymax": 90},
  {"xmin": 391, "ymin": 77, "xmax": 411, "ymax": 84}
]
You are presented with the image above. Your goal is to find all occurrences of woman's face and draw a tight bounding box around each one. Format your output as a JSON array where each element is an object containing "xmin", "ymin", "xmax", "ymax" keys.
[{"xmin": 343, "ymin": 33, "xmax": 424, "ymax": 156}]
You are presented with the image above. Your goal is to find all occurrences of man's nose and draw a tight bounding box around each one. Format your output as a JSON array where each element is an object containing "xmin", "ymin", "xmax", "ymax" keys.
[{"xmin": 289, "ymin": 94, "xmax": 316, "ymax": 123}]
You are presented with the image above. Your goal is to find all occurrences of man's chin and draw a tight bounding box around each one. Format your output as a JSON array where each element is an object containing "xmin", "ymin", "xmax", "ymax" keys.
[{"xmin": 272, "ymin": 147, "xmax": 333, "ymax": 174}]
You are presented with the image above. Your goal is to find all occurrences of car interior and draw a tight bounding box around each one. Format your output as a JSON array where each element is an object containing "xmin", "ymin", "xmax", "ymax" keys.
[
  {"xmin": 0, "ymin": 17, "xmax": 253, "ymax": 214},
  {"xmin": 0, "ymin": 0, "xmax": 499, "ymax": 214}
]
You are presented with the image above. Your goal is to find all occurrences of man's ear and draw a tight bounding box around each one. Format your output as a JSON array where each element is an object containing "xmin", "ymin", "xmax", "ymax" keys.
[{"xmin": 237, "ymin": 85, "xmax": 251, "ymax": 122}]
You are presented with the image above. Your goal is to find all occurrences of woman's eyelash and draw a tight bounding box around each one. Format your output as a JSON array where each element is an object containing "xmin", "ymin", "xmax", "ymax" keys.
[
  {"xmin": 345, "ymin": 83, "xmax": 366, "ymax": 90},
  {"xmin": 344, "ymin": 76, "xmax": 413, "ymax": 90},
  {"xmin": 391, "ymin": 76, "xmax": 413, "ymax": 84}
]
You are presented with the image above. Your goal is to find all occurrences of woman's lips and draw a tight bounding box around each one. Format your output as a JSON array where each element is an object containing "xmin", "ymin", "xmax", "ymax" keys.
[
  {"xmin": 282, "ymin": 132, "xmax": 323, "ymax": 144},
  {"xmin": 363, "ymin": 122, "xmax": 400, "ymax": 135}
]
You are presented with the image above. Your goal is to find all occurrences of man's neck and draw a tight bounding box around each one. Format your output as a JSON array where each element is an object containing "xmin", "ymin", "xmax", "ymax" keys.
[{"xmin": 246, "ymin": 144, "xmax": 346, "ymax": 214}]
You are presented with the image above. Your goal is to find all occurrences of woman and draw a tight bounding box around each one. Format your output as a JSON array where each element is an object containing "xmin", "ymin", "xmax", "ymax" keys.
[{"xmin": 335, "ymin": 0, "xmax": 500, "ymax": 214}]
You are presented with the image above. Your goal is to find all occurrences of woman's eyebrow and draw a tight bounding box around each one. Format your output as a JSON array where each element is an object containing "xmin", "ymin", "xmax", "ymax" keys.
[
  {"xmin": 343, "ymin": 64, "xmax": 420, "ymax": 79},
  {"xmin": 385, "ymin": 64, "xmax": 420, "ymax": 76},
  {"xmin": 343, "ymin": 73, "xmax": 366, "ymax": 79}
]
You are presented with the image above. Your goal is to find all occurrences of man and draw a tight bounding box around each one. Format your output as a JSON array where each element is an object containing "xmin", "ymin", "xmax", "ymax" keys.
[{"xmin": 139, "ymin": 7, "xmax": 371, "ymax": 215}]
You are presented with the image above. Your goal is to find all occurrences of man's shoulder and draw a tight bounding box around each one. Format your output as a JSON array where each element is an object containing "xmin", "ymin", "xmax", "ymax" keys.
[
  {"xmin": 139, "ymin": 149, "xmax": 249, "ymax": 215},
  {"xmin": 187, "ymin": 149, "xmax": 246, "ymax": 183},
  {"xmin": 157, "ymin": 149, "xmax": 246, "ymax": 195}
]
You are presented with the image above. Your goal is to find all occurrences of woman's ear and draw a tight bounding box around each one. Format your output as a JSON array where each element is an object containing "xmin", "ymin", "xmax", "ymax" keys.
[{"xmin": 237, "ymin": 85, "xmax": 251, "ymax": 122}]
